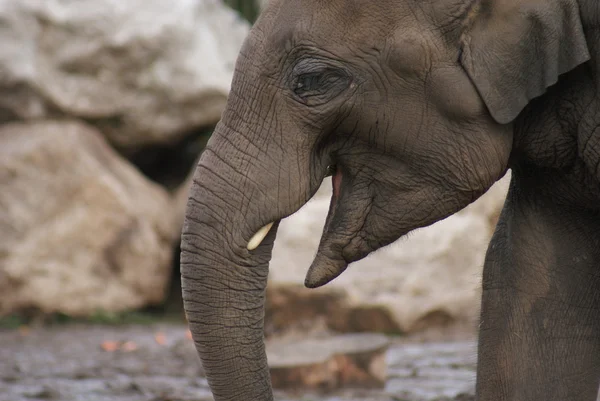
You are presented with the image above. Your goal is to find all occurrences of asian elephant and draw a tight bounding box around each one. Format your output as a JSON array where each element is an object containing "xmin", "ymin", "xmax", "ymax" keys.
[{"xmin": 180, "ymin": 0, "xmax": 600, "ymax": 400}]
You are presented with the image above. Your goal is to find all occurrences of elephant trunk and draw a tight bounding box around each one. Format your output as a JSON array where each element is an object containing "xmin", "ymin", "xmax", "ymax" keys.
[{"xmin": 180, "ymin": 117, "xmax": 315, "ymax": 400}]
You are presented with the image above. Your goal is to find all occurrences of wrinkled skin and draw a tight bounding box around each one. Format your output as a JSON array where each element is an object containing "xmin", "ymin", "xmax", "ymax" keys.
[{"xmin": 180, "ymin": 0, "xmax": 600, "ymax": 400}]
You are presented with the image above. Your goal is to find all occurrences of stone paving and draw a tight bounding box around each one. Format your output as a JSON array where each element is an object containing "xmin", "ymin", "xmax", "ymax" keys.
[{"xmin": 0, "ymin": 324, "xmax": 477, "ymax": 401}]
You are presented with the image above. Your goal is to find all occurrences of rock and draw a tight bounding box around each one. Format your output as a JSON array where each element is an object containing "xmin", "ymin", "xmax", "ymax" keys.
[
  {"xmin": 0, "ymin": 121, "xmax": 179, "ymax": 316},
  {"xmin": 267, "ymin": 333, "xmax": 390, "ymax": 391},
  {"xmin": 0, "ymin": 0, "xmax": 249, "ymax": 150},
  {"xmin": 269, "ymin": 173, "xmax": 511, "ymax": 334},
  {"xmin": 265, "ymin": 284, "xmax": 348, "ymax": 336}
]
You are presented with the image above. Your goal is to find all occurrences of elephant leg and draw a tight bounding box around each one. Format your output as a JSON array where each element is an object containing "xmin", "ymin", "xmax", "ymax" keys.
[{"xmin": 476, "ymin": 177, "xmax": 600, "ymax": 401}]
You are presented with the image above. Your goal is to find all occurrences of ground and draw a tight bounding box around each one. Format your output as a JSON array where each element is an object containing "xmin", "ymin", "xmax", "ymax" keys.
[
  {"xmin": 0, "ymin": 322, "xmax": 479, "ymax": 401},
  {"xmin": 0, "ymin": 324, "xmax": 475, "ymax": 401}
]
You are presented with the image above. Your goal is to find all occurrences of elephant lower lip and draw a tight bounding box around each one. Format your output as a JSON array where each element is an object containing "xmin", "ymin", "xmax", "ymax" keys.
[{"xmin": 332, "ymin": 167, "xmax": 342, "ymax": 199}]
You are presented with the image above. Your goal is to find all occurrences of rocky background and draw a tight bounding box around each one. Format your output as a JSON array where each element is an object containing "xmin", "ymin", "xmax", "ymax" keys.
[
  {"xmin": 0, "ymin": 0, "xmax": 511, "ymax": 398},
  {"xmin": 0, "ymin": 0, "xmax": 250, "ymax": 317}
]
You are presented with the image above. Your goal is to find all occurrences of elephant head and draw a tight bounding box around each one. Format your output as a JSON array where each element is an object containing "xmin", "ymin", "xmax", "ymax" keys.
[{"xmin": 180, "ymin": 0, "xmax": 589, "ymax": 399}]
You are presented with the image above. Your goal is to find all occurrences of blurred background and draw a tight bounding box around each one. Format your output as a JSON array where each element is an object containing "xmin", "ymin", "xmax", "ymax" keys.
[
  {"xmin": 0, "ymin": 1, "xmax": 511, "ymax": 400},
  {"xmin": 0, "ymin": 0, "xmax": 264, "ymax": 325}
]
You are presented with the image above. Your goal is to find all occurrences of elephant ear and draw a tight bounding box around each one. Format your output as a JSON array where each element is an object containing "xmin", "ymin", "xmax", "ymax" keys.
[{"xmin": 460, "ymin": 0, "xmax": 590, "ymax": 124}]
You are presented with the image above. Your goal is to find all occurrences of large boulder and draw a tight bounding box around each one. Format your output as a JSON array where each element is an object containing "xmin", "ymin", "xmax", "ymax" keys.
[
  {"xmin": 268, "ymin": 174, "xmax": 511, "ymax": 334},
  {"xmin": 0, "ymin": 121, "xmax": 179, "ymax": 316},
  {"xmin": 0, "ymin": 0, "xmax": 249, "ymax": 150}
]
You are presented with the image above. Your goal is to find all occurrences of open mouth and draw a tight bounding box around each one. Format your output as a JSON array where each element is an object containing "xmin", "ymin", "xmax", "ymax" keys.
[{"xmin": 304, "ymin": 158, "xmax": 379, "ymax": 289}]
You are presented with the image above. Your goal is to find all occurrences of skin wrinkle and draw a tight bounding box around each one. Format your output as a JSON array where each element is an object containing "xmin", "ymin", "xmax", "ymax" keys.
[
  {"xmin": 199, "ymin": 152, "xmax": 267, "ymax": 205},
  {"xmin": 213, "ymin": 127, "xmax": 259, "ymax": 185},
  {"xmin": 182, "ymin": 226, "xmax": 259, "ymax": 271},
  {"xmin": 220, "ymin": 104, "xmax": 291, "ymax": 226}
]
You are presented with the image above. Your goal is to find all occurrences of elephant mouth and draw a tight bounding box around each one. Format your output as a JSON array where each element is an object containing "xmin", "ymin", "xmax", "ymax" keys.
[
  {"xmin": 324, "ymin": 164, "xmax": 343, "ymax": 220},
  {"xmin": 304, "ymin": 161, "xmax": 373, "ymax": 289},
  {"xmin": 327, "ymin": 164, "xmax": 342, "ymax": 200}
]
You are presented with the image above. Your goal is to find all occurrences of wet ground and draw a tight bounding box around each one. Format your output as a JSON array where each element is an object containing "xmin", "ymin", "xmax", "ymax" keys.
[{"xmin": 0, "ymin": 323, "xmax": 477, "ymax": 401}]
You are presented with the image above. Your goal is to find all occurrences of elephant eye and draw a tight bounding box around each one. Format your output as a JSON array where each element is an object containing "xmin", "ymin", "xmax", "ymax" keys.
[
  {"xmin": 291, "ymin": 61, "xmax": 351, "ymax": 105},
  {"xmin": 294, "ymin": 70, "xmax": 348, "ymax": 98},
  {"xmin": 294, "ymin": 73, "xmax": 323, "ymax": 94}
]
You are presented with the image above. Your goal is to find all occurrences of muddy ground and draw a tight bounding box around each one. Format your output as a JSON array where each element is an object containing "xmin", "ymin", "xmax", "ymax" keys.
[{"xmin": 0, "ymin": 323, "xmax": 478, "ymax": 401}]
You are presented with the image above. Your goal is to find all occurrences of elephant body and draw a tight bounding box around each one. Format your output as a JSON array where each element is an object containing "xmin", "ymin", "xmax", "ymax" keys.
[{"xmin": 180, "ymin": 1, "xmax": 600, "ymax": 400}]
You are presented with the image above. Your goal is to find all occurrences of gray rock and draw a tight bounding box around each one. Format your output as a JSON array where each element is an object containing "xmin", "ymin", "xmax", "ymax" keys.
[
  {"xmin": 0, "ymin": 0, "xmax": 249, "ymax": 149},
  {"xmin": 0, "ymin": 121, "xmax": 179, "ymax": 316}
]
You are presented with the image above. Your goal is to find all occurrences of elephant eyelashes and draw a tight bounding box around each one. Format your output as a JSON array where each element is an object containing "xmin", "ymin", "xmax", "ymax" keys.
[{"xmin": 291, "ymin": 61, "xmax": 351, "ymax": 105}]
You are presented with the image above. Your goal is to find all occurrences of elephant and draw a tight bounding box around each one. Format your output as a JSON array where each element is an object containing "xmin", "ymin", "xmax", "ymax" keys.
[{"xmin": 180, "ymin": 0, "xmax": 600, "ymax": 400}]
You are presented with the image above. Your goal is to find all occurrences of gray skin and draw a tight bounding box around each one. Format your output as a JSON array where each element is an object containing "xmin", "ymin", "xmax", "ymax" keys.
[{"xmin": 180, "ymin": 0, "xmax": 600, "ymax": 400}]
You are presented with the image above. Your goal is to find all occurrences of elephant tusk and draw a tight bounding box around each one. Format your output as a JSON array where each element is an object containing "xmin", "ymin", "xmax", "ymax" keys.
[{"xmin": 247, "ymin": 222, "xmax": 274, "ymax": 251}]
